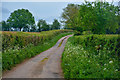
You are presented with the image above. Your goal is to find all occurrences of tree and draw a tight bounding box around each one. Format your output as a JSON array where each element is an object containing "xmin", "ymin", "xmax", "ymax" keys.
[
  {"xmin": 37, "ymin": 19, "xmax": 43, "ymax": 32},
  {"xmin": 37, "ymin": 19, "xmax": 49, "ymax": 31},
  {"xmin": 51, "ymin": 19, "xmax": 60, "ymax": 30},
  {"xmin": 61, "ymin": 4, "xmax": 80, "ymax": 30},
  {"xmin": 30, "ymin": 24, "xmax": 37, "ymax": 32},
  {"xmin": 7, "ymin": 9, "xmax": 35, "ymax": 31},
  {"xmin": 2, "ymin": 21, "xmax": 9, "ymax": 31},
  {"xmin": 62, "ymin": 2, "xmax": 119, "ymax": 34}
]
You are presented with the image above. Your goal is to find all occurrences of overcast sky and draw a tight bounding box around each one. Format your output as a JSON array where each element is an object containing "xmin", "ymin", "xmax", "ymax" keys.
[{"xmin": 1, "ymin": 0, "xmax": 119, "ymax": 24}]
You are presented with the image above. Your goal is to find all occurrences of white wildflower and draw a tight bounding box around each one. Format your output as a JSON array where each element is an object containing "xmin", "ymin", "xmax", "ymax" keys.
[
  {"xmin": 103, "ymin": 68, "xmax": 106, "ymax": 70},
  {"xmin": 104, "ymin": 64, "xmax": 106, "ymax": 66},
  {"xmin": 109, "ymin": 61, "xmax": 113, "ymax": 64},
  {"xmin": 88, "ymin": 60, "xmax": 90, "ymax": 62},
  {"xmin": 115, "ymin": 69, "xmax": 118, "ymax": 71}
]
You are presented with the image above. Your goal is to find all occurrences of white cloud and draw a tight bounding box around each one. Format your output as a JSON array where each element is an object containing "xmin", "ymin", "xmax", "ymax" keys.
[{"xmin": 1, "ymin": 0, "xmax": 119, "ymax": 2}]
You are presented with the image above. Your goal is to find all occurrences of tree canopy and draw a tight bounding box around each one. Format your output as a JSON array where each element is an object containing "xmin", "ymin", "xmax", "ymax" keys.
[
  {"xmin": 37, "ymin": 19, "xmax": 50, "ymax": 31},
  {"xmin": 61, "ymin": 4, "xmax": 80, "ymax": 30},
  {"xmin": 51, "ymin": 19, "xmax": 60, "ymax": 30},
  {"xmin": 1, "ymin": 21, "xmax": 9, "ymax": 31},
  {"xmin": 7, "ymin": 9, "xmax": 35, "ymax": 31},
  {"xmin": 61, "ymin": 2, "xmax": 119, "ymax": 34}
]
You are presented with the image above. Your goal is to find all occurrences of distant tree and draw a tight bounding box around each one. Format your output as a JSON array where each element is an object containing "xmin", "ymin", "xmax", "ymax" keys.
[
  {"xmin": 30, "ymin": 24, "xmax": 37, "ymax": 32},
  {"xmin": 37, "ymin": 19, "xmax": 49, "ymax": 31},
  {"xmin": 37, "ymin": 19, "xmax": 43, "ymax": 32},
  {"xmin": 7, "ymin": 9, "xmax": 35, "ymax": 31},
  {"xmin": 2, "ymin": 21, "xmax": 9, "ymax": 31},
  {"xmin": 42, "ymin": 24, "xmax": 50, "ymax": 31},
  {"xmin": 51, "ymin": 19, "xmax": 60, "ymax": 30},
  {"xmin": 23, "ymin": 24, "xmax": 30, "ymax": 32},
  {"xmin": 61, "ymin": 4, "xmax": 80, "ymax": 30}
]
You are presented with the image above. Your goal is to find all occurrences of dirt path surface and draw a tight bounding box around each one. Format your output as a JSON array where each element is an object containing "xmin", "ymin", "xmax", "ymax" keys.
[{"xmin": 3, "ymin": 35, "xmax": 72, "ymax": 78}]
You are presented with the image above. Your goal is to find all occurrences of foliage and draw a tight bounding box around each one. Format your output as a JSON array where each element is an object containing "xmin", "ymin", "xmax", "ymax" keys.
[
  {"xmin": 2, "ymin": 30, "xmax": 73, "ymax": 52},
  {"xmin": 61, "ymin": 4, "xmax": 80, "ymax": 30},
  {"xmin": 82, "ymin": 31, "xmax": 92, "ymax": 35},
  {"xmin": 30, "ymin": 24, "xmax": 37, "ymax": 32},
  {"xmin": 1, "ymin": 21, "xmax": 9, "ymax": 31},
  {"xmin": 74, "ymin": 30, "xmax": 82, "ymax": 35},
  {"xmin": 61, "ymin": 2, "xmax": 119, "ymax": 34},
  {"xmin": 37, "ymin": 19, "xmax": 50, "ymax": 31},
  {"xmin": 7, "ymin": 9, "xmax": 35, "ymax": 31},
  {"xmin": 51, "ymin": 19, "xmax": 61, "ymax": 30},
  {"xmin": 62, "ymin": 34, "xmax": 120, "ymax": 78},
  {"xmin": 2, "ymin": 30, "xmax": 73, "ymax": 70}
]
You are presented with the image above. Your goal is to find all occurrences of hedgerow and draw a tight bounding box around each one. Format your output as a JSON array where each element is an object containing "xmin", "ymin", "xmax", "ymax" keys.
[
  {"xmin": 2, "ymin": 30, "xmax": 72, "ymax": 51},
  {"xmin": 2, "ymin": 30, "xmax": 73, "ymax": 70},
  {"xmin": 62, "ymin": 34, "xmax": 120, "ymax": 78}
]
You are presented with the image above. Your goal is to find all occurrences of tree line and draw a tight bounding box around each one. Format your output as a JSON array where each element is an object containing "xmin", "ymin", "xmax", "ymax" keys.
[
  {"xmin": 61, "ymin": 1, "xmax": 120, "ymax": 34},
  {"xmin": 1, "ymin": 9, "xmax": 61, "ymax": 32}
]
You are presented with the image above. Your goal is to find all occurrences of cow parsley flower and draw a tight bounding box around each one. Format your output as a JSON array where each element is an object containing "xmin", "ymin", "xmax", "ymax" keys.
[
  {"xmin": 104, "ymin": 68, "xmax": 106, "ymax": 70},
  {"xmin": 109, "ymin": 61, "xmax": 113, "ymax": 64}
]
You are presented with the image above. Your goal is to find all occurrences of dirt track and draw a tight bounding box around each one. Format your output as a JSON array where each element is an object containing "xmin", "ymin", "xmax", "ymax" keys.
[{"xmin": 3, "ymin": 35, "xmax": 72, "ymax": 78}]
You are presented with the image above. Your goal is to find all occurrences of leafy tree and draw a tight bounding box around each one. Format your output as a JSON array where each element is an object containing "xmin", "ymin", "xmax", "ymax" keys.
[
  {"xmin": 2, "ymin": 21, "xmax": 9, "ymax": 31},
  {"xmin": 37, "ymin": 19, "xmax": 43, "ymax": 32},
  {"xmin": 7, "ymin": 9, "xmax": 35, "ymax": 31},
  {"xmin": 62, "ymin": 2, "xmax": 119, "ymax": 34},
  {"xmin": 30, "ymin": 24, "xmax": 37, "ymax": 32},
  {"xmin": 51, "ymin": 19, "xmax": 60, "ymax": 30},
  {"xmin": 37, "ymin": 19, "xmax": 49, "ymax": 31},
  {"xmin": 42, "ymin": 24, "xmax": 50, "ymax": 31},
  {"xmin": 61, "ymin": 4, "xmax": 80, "ymax": 30},
  {"xmin": 23, "ymin": 24, "xmax": 30, "ymax": 32}
]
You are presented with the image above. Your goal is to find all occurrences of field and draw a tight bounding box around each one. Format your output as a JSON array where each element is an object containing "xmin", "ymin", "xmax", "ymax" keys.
[
  {"xmin": 62, "ymin": 34, "xmax": 120, "ymax": 78},
  {"xmin": 1, "ymin": 30, "xmax": 73, "ymax": 70}
]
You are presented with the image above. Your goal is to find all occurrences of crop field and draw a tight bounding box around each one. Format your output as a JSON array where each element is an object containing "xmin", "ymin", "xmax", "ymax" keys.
[
  {"xmin": 62, "ymin": 34, "xmax": 120, "ymax": 78},
  {"xmin": 1, "ymin": 30, "xmax": 73, "ymax": 70}
]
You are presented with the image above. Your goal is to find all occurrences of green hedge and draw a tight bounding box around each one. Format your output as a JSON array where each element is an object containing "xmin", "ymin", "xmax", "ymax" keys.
[
  {"xmin": 2, "ymin": 30, "xmax": 73, "ymax": 71},
  {"xmin": 72, "ymin": 35, "xmax": 120, "ymax": 56},
  {"xmin": 62, "ymin": 34, "xmax": 120, "ymax": 78},
  {"xmin": 2, "ymin": 30, "xmax": 73, "ymax": 51}
]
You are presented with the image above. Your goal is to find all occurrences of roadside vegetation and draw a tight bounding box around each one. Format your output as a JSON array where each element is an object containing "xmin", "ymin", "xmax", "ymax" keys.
[
  {"xmin": 62, "ymin": 35, "xmax": 120, "ymax": 78},
  {"xmin": 2, "ymin": 30, "xmax": 73, "ymax": 70},
  {"xmin": 1, "ymin": 0, "xmax": 120, "ymax": 78},
  {"xmin": 61, "ymin": 1, "xmax": 120, "ymax": 78}
]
